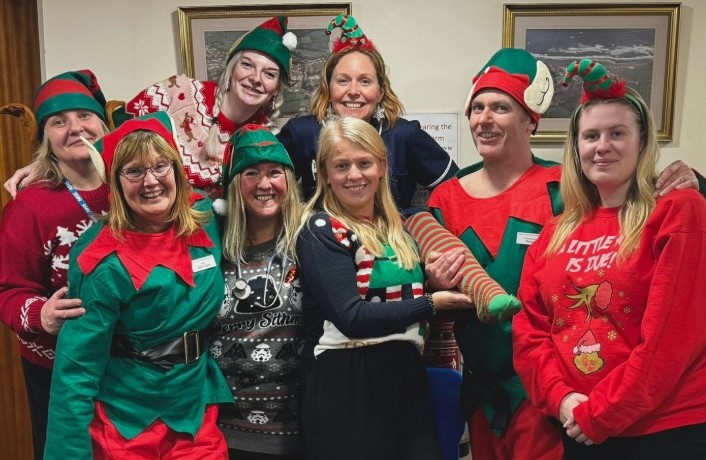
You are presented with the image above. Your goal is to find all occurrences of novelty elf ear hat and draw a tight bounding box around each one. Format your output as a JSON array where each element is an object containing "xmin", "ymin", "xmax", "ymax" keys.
[
  {"xmin": 326, "ymin": 14, "xmax": 375, "ymax": 52},
  {"xmin": 464, "ymin": 48, "xmax": 554, "ymax": 132},
  {"xmin": 214, "ymin": 124, "xmax": 294, "ymax": 215},
  {"xmin": 562, "ymin": 58, "xmax": 647, "ymax": 132},
  {"xmin": 226, "ymin": 16, "xmax": 297, "ymax": 82},
  {"xmin": 84, "ymin": 111, "xmax": 179, "ymax": 183},
  {"xmin": 34, "ymin": 69, "xmax": 107, "ymax": 141}
]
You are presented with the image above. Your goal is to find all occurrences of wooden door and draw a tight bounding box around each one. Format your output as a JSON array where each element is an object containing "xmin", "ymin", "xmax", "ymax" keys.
[{"xmin": 0, "ymin": 0, "xmax": 42, "ymax": 459}]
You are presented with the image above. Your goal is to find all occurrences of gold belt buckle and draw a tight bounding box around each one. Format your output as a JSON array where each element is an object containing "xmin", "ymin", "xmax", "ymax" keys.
[{"xmin": 183, "ymin": 330, "xmax": 200, "ymax": 365}]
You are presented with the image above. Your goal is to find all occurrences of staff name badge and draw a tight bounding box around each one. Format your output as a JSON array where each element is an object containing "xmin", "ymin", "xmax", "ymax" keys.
[
  {"xmin": 516, "ymin": 232, "xmax": 539, "ymax": 246},
  {"xmin": 192, "ymin": 255, "xmax": 217, "ymax": 272}
]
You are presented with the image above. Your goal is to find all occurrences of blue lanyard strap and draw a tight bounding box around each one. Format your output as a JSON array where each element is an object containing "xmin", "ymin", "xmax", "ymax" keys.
[{"xmin": 62, "ymin": 177, "xmax": 98, "ymax": 223}]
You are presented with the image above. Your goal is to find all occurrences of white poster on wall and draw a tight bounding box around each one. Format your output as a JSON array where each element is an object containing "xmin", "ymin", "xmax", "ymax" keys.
[{"xmin": 405, "ymin": 112, "xmax": 460, "ymax": 208}]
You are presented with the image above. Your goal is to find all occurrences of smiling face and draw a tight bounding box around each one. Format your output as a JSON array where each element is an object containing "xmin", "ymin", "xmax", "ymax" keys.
[
  {"xmin": 577, "ymin": 102, "xmax": 642, "ymax": 207},
  {"xmin": 119, "ymin": 149, "xmax": 177, "ymax": 233},
  {"xmin": 227, "ymin": 51, "xmax": 281, "ymax": 113},
  {"xmin": 44, "ymin": 109, "xmax": 104, "ymax": 166},
  {"xmin": 329, "ymin": 52, "xmax": 384, "ymax": 122},
  {"xmin": 468, "ymin": 90, "xmax": 535, "ymax": 163},
  {"xmin": 325, "ymin": 139, "xmax": 384, "ymax": 217},
  {"xmin": 239, "ymin": 161, "xmax": 288, "ymax": 224}
]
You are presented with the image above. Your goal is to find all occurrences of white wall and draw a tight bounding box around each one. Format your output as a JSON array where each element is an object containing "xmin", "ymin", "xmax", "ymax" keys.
[{"xmin": 40, "ymin": 0, "xmax": 706, "ymax": 171}]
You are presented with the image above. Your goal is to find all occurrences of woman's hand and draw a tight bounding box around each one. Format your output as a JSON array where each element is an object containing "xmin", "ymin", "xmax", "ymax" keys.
[
  {"xmin": 40, "ymin": 287, "xmax": 86, "ymax": 335},
  {"xmin": 654, "ymin": 160, "xmax": 699, "ymax": 197},
  {"xmin": 4, "ymin": 162, "xmax": 40, "ymax": 198},
  {"xmin": 431, "ymin": 290, "xmax": 473, "ymax": 311},
  {"xmin": 425, "ymin": 248, "xmax": 465, "ymax": 290},
  {"xmin": 560, "ymin": 392, "xmax": 595, "ymax": 444}
]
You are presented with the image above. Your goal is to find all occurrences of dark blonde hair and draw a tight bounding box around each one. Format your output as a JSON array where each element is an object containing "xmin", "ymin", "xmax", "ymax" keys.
[
  {"xmin": 310, "ymin": 48, "xmax": 404, "ymax": 128},
  {"xmin": 300, "ymin": 116, "xmax": 418, "ymax": 269},
  {"xmin": 222, "ymin": 167, "xmax": 302, "ymax": 262},
  {"xmin": 547, "ymin": 88, "xmax": 659, "ymax": 261},
  {"xmin": 108, "ymin": 130, "xmax": 209, "ymax": 237},
  {"xmin": 35, "ymin": 116, "xmax": 109, "ymax": 187},
  {"xmin": 203, "ymin": 51, "xmax": 287, "ymax": 162}
]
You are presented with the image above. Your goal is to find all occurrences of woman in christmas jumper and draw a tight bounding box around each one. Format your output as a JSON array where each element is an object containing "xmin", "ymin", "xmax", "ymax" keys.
[
  {"xmin": 295, "ymin": 116, "xmax": 474, "ymax": 460},
  {"xmin": 44, "ymin": 112, "xmax": 232, "ymax": 459},
  {"xmin": 0, "ymin": 70, "xmax": 110, "ymax": 460},
  {"xmin": 5, "ymin": 16, "xmax": 297, "ymax": 200},
  {"xmin": 210, "ymin": 125, "xmax": 304, "ymax": 459},
  {"xmin": 513, "ymin": 60, "xmax": 706, "ymax": 459}
]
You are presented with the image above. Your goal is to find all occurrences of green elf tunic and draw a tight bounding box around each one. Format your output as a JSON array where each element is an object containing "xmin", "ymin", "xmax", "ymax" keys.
[{"xmin": 45, "ymin": 193, "xmax": 232, "ymax": 460}]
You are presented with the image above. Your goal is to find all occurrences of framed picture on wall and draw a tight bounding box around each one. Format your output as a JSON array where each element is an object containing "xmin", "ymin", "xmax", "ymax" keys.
[
  {"xmin": 503, "ymin": 3, "xmax": 680, "ymax": 142},
  {"xmin": 178, "ymin": 3, "xmax": 351, "ymax": 119}
]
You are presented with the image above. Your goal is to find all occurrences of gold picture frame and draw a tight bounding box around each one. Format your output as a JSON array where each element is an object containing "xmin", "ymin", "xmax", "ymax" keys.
[
  {"xmin": 178, "ymin": 3, "xmax": 351, "ymax": 118},
  {"xmin": 503, "ymin": 3, "xmax": 680, "ymax": 143}
]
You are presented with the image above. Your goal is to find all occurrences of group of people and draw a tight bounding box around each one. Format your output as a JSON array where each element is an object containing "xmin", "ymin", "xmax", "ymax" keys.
[{"xmin": 1, "ymin": 11, "xmax": 705, "ymax": 460}]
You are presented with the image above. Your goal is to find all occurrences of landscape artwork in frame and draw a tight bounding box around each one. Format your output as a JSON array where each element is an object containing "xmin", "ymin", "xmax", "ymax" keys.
[
  {"xmin": 503, "ymin": 3, "xmax": 680, "ymax": 142},
  {"xmin": 178, "ymin": 4, "xmax": 351, "ymax": 119}
]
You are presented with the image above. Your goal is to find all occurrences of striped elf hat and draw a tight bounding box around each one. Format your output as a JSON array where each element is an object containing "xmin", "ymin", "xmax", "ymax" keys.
[
  {"xmin": 562, "ymin": 59, "xmax": 646, "ymax": 132},
  {"xmin": 326, "ymin": 14, "xmax": 375, "ymax": 53},
  {"xmin": 34, "ymin": 69, "xmax": 106, "ymax": 140}
]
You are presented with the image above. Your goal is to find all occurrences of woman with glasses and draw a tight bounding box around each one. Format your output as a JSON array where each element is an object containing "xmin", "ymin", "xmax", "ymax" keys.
[
  {"xmin": 0, "ymin": 70, "xmax": 110, "ymax": 460},
  {"xmin": 44, "ymin": 112, "xmax": 231, "ymax": 459}
]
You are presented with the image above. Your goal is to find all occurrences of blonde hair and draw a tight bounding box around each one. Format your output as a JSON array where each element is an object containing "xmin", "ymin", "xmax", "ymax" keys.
[
  {"xmin": 310, "ymin": 48, "xmax": 404, "ymax": 128},
  {"xmin": 546, "ymin": 88, "xmax": 659, "ymax": 261},
  {"xmin": 34, "ymin": 118, "xmax": 109, "ymax": 187},
  {"xmin": 222, "ymin": 167, "xmax": 303, "ymax": 262},
  {"xmin": 108, "ymin": 130, "xmax": 209, "ymax": 237},
  {"xmin": 203, "ymin": 51, "xmax": 286, "ymax": 162},
  {"xmin": 300, "ymin": 116, "xmax": 418, "ymax": 269}
]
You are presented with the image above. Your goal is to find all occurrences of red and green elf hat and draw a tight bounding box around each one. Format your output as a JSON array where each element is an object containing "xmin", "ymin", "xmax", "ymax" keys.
[
  {"xmin": 326, "ymin": 14, "xmax": 375, "ymax": 53},
  {"xmin": 214, "ymin": 124, "xmax": 293, "ymax": 215},
  {"xmin": 226, "ymin": 16, "xmax": 297, "ymax": 82},
  {"xmin": 465, "ymin": 48, "xmax": 553, "ymax": 132},
  {"xmin": 34, "ymin": 69, "xmax": 106, "ymax": 140},
  {"xmin": 85, "ymin": 111, "xmax": 179, "ymax": 183},
  {"xmin": 562, "ymin": 59, "xmax": 646, "ymax": 132}
]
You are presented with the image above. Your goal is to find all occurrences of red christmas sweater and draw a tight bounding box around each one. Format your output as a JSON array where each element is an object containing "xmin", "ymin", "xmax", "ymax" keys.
[
  {"xmin": 0, "ymin": 182, "xmax": 110, "ymax": 368},
  {"xmin": 513, "ymin": 189, "xmax": 706, "ymax": 444}
]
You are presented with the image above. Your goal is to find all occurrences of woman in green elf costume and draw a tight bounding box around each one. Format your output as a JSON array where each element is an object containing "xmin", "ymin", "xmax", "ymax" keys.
[{"xmin": 44, "ymin": 111, "xmax": 231, "ymax": 459}]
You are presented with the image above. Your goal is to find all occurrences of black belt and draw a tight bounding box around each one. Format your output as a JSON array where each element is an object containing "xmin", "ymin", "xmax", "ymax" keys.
[{"xmin": 111, "ymin": 329, "xmax": 210, "ymax": 370}]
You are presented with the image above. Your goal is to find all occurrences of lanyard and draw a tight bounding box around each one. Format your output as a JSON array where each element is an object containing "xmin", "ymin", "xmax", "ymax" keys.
[{"xmin": 62, "ymin": 177, "xmax": 98, "ymax": 223}]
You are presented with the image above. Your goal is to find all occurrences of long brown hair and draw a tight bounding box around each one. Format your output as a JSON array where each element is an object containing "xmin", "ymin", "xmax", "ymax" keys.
[{"xmin": 310, "ymin": 48, "xmax": 404, "ymax": 128}]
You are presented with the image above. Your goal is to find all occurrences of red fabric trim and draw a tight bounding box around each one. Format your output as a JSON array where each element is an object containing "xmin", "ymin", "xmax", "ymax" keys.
[
  {"xmin": 77, "ymin": 194, "xmax": 213, "ymax": 290},
  {"xmin": 34, "ymin": 80, "xmax": 94, "ymax": 109}
]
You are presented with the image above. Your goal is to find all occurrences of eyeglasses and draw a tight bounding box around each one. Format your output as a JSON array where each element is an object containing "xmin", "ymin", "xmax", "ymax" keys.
[{"xmin": 120, "ymin": 161, "xmax": 174, "ymax": 182}]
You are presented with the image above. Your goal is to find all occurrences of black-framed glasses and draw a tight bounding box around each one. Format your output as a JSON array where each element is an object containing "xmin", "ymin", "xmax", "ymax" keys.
[{"xmin": 120, "ymin": 161, "xmax": 174, "ymax": 182}]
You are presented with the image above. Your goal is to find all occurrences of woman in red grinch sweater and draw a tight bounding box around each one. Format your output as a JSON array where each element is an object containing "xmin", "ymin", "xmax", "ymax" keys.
[{"xmin": 513, "ymin": 60, "xmax": 706, "ymax": 459}]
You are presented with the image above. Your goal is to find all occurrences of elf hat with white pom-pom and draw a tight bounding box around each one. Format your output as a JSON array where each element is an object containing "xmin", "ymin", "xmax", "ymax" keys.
[
  {"xmin": 213, "ymin": 124, "xmax": 294, "ymax": 216},
  {"xmin": 226, "ymin": 16, "xmax": 297, "ymax": 82}
]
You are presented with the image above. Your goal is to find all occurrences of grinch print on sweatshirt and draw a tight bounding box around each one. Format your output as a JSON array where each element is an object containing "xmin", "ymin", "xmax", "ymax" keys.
[{"xmin": 513, "ymin": 189, "xmax": 706, "ymax": 444}]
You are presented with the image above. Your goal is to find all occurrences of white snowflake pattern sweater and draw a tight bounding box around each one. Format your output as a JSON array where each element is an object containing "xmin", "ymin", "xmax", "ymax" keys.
[{"xmin": 0, "ymin": 182, "xmax": 109, "ymax": 368}]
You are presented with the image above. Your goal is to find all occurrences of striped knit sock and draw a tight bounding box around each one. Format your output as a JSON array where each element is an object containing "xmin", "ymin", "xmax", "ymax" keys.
[{"xmin": 405, "ymin": 211, "xmax": 521, "ymax": 323}]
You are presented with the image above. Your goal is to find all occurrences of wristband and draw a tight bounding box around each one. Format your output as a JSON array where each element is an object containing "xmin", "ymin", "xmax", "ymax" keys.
[{"xmin": 424, "ymin": 292, "xmax": 436, "ymax": 315}]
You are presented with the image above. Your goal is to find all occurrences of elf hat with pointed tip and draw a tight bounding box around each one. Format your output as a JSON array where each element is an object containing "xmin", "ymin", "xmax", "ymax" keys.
[
  {"xmin": 83, "ymin": 111, "xmax": 179, "ymax": 183},
  {"xmin": 562, "ymin": 59, "xmax": 646, "ymax": 133},
  {"xmin": 34, "ymin": 69, "xmax": 106, "ymax": 141},
  {"xmin": 465, "ymin": 48, "xmax": 553, "ymax": 132},
  {"xmin": 226, "ymin": 16, "xmax": 297, "ymax": 82},
  {"xmin": 326, "ymin": 14, "xmax": 375, "ymax": 53}
]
